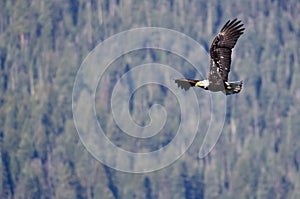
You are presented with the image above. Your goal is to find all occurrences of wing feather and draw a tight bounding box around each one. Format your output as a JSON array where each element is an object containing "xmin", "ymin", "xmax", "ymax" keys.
[
  {"xmin": 174, "ymin": 78, "xmax": 199, "ymax": 91},
  {"xmin": 209, "ymin": 18, "xmax": 245, "ymax": 82}
]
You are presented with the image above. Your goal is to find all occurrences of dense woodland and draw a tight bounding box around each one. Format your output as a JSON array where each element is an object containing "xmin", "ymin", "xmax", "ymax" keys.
[{"xmin": 1, "ymin": 0, "xmax": 300, "ymax": 198}]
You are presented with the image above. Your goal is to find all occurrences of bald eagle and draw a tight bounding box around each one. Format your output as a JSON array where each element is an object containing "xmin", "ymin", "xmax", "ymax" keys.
[{"xmin": 175, "ymin": 19, "xmax": 245, "ymax": 95}]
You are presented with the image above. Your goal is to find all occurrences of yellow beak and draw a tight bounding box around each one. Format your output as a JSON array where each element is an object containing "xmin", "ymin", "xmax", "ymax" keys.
[{"xmin": 195, "ymin": 82, "xmax": 202, "ymax": 87}]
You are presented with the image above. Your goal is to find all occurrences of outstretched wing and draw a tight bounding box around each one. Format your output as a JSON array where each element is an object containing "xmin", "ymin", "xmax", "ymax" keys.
[
  {"xmin": 209, "ymin": 19, "xmax": 245, "ymax": 82},
  {"xmin": 175, "ymin": 78, "xmax": 199, "ymax": 91}
]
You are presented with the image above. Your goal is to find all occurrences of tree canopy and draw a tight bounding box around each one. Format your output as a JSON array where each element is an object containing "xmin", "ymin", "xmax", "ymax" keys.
[{"xmin": 1, "ymin": 0, "xmax": 300, "ymax": 198}]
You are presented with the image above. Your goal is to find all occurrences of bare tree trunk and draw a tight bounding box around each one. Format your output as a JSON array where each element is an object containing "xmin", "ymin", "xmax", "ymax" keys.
[
  {"xmin": 29, "ymin": 64, "xmax": 35, "ymax": 96},
  {"xmin": 97, "ymin": 0, "xmax": 103, "ymax": 24},
  {"xmin": 86, "ymin": 1, "xmax": 93, "ymax": 44}
]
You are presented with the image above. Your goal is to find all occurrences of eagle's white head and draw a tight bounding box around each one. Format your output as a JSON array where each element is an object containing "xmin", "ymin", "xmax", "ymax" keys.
[{"xmin": 195, "ymin": 80, "xmax": 209, "ymax": 89}]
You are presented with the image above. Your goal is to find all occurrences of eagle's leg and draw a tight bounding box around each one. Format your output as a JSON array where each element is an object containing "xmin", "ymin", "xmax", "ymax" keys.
[{"xmin": 225, "ymin": 81, "xmax": 243, "ymax": 95}]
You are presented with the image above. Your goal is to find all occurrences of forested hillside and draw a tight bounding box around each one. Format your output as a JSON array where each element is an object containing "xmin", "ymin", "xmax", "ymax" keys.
[{"xmin": 1, "ymin": 0, "xmax": 300, "ymax": 198}]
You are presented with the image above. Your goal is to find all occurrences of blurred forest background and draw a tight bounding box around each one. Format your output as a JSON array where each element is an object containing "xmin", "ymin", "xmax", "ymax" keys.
[{"xmin": 1, "ymin": 0, "xmax": 300, "ymax": 198}]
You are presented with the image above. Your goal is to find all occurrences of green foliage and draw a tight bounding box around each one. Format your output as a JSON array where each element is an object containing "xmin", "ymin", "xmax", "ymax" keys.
[{"xmin": 0, "ymin": 0, "xmax": 300, "ymax": 198}]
